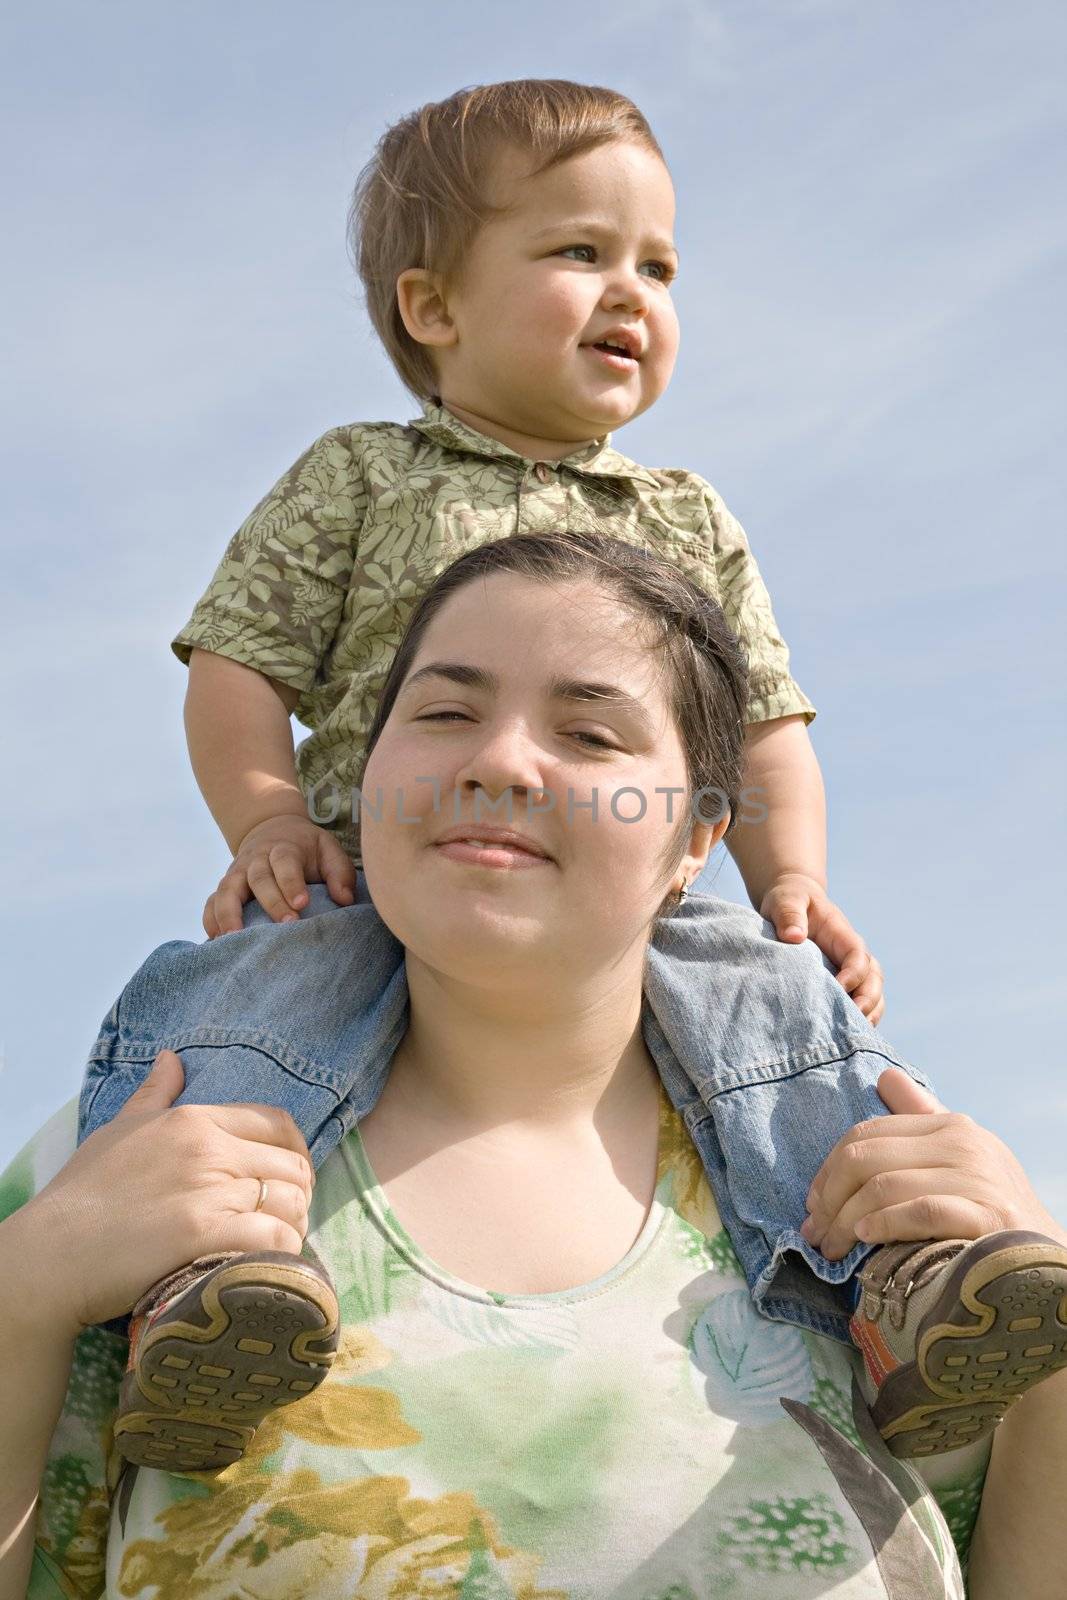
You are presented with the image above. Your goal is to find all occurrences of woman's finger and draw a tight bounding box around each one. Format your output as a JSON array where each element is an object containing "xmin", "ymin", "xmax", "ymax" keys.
[
  {"xmin": 876, "ymin": 1066, "xmax": 948, "ymax": 1115},
  {"xmin": 205, "ymin": 1210, "xmax": 307, "ymax": 1259},
  {"xmin": 231, "ymin": 1175, "xmax": 310, "ymax": 1235},
  {"xmin": 182, "ymin": 1100, "xmax": 314, "ymax": 1171},
  {"xmin": 807, "ymin": 1133, "xmax": 965, "ymax": 1224},
  {"xmin": 853, "ymin": 1193, "xmax": 1004, "ymax": 1246},
  {"xmin": 805, "ymin": 1110, "xmax": 956, "ymax": 1212},
  {"xmin": 112, "ymin": 1050, "xmax": 185, "ymax": 1120},
  {"xmin": 808, "ymin": 1168, "xmax": 995, "ymax": 1260},
  {"xmin": 218, "ymin": 1136, "xmax": 315, "ymax": 1204}
]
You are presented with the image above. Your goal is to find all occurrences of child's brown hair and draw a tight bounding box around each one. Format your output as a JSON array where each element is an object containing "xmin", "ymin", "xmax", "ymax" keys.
[{"xmin": 348, "ymin": 79, "xmax": 665, "ymax": 402}]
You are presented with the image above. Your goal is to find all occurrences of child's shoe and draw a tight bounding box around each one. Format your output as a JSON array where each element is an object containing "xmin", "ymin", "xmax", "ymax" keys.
[
  {"xmin": 850, "ymin": 1230, "xmax": 1067, "ymax": 1458},
  {"xmin": 114, "ymin": 1247, "xmax": 340, "ymax": 1471}
]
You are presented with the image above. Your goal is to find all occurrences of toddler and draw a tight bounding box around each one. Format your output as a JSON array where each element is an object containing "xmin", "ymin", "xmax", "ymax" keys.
[{"xmin": 78, "ymin": 79, "xmax": 1067, "ymax": 1473}]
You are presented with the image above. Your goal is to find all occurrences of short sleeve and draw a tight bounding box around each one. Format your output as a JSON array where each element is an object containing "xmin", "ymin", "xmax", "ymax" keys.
[
  {"xmin": 701, "ymin": 482, "xmax": 816, "ymax": 727},
  {"xmin": 1, "ymin": 1104, "xmax": 126, "ymax": 1600},
  {"xmin": 171, "ymin": 427, "xmax": 368, "ymax": 696}
]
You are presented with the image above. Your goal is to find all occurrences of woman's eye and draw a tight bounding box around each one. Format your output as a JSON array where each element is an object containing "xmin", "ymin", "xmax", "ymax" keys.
[
  {"xmin": 415, "ymin": 710, "xmax": 472, "ymax": 724},
  {"xmin": 569, "ymin": 730, "xmax": 616, "ymax": 750}
]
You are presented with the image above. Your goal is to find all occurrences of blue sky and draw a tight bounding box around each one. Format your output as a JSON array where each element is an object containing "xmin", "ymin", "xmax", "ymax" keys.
[{"xmin": 2, "ymin": 1, "xmax": 1064, "ymax": 1216}]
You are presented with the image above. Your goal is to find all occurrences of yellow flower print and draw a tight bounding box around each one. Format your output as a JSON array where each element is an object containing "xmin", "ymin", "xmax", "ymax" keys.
[{"xmin": 118, "ymin": 1472, "xmax": 563, "ymax": 1600}]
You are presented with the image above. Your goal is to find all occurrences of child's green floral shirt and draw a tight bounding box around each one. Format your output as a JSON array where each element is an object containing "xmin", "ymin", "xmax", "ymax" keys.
[
  {"xmin": 171, "ymin": 402, "xmax": 816, "ymax": 861},
  {"xmin": 8, "ymin": 1088, "xmax": 987, "ymax": 1599}
]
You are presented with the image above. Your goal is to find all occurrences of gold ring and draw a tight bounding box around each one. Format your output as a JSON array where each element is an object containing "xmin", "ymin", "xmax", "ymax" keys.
[{"xmin": 254, "ymin": 1179, "xmax": 269, "ymax": 1213}]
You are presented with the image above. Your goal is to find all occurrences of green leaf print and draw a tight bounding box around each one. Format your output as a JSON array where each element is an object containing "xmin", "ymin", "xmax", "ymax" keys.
[
  {"xmin": 933, "ymin": 1475, "xmax": 984, "ymax": 1561},
  {"xmin": 40, "ymin": 1453, "xmax": 96, "ymax": 1555},
  {"xmin": 690, "ymin": 1289, "xmax": 814, "ymax": 1424},
  {"xmin": 806, "ymin": 1372, "xmax": 862, "ymax": 1445},
  {"xmin": 717, "ymin": 1493, "xmax": 850, "ymax": 1574}
]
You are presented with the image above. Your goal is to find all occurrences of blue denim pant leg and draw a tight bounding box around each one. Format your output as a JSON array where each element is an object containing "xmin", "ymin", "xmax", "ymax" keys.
[
  {"xmin": 642, "ymin": 888, "xmax": 940, "ymax": 1344},
  {"xmin": 78, "ymin": 878, "xmax": 406, "ymax": 1336},
  {"xmin": 77, "ymin": 877, "xmax": 407, "ymax": 1166}
]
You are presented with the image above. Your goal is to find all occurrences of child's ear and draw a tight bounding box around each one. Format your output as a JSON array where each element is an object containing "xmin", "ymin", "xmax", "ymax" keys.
[{"xmin": 396, "ymin": 268, "xmax": 457, "ymax": 351}]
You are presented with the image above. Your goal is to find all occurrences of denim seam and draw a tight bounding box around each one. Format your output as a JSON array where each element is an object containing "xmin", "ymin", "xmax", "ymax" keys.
[
  {"xmin": 691, "ymin": 1043, "xmax": 925, "ymax": 1099},
  {"xmin": 88, "ymin": 1033, "xmax": 348, "ymax": 1098}
]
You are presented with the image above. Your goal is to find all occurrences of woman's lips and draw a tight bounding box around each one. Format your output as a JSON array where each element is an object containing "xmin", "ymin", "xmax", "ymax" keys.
[{"xmin": 434, "ymin": 840, "xmax": 552, "ymax": 870}]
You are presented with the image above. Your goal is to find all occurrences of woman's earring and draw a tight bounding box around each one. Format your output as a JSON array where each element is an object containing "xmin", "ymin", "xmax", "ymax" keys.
[{"xmin": 678, "ymin": 879, "xmax": 689, "ymax": 901}]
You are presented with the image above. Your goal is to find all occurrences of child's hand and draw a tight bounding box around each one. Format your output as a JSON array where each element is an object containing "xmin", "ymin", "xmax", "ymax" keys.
[
  {"xmin": 799, "ymin": 1067, "xmax": 1067, "ymax": 1261},
  {"xmin": 203, "ymin": 814, "xmax": 357, "ymax": 937},
  {"xmin": 760, "ymin": 871, "xmax": 885, "ymax": 1025}
]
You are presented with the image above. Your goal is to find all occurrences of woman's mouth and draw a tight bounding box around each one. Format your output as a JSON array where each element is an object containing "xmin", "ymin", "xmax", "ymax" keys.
[{"xmin": 434, "ymin": 838, "xmax": 552, "ymax": 871}]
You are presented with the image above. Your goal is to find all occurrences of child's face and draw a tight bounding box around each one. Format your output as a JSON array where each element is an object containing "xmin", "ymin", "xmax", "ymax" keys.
[{"xmin": 430, "ymin": 139, "xmax": 680, "ymax": 445}]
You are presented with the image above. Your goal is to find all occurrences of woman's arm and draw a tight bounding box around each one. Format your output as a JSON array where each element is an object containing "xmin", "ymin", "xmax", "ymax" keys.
[
  {"xmin": 967, "ymin": 1362, "xmax": 1067, "ymax": 1596},
  {"xmin": 0, "ymin": 1205, "xmax": 81, "ymax": 1599},
  {"xmin": 0, "ymin": 1052, "xmax": 314, "ymax": 1598},
  {"xmin": 802, "ymin": 1067, "xmax": 1067, "ymax": 1587}
]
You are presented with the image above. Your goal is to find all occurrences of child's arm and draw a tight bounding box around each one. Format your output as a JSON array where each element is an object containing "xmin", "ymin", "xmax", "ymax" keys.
[
  {"xmin": 185, "ymin": 649, "xmax": 356, "ymax": 936},
  {"xmin": 726, "ymin": 715, "xmax": 885, "ymax": 1022}
]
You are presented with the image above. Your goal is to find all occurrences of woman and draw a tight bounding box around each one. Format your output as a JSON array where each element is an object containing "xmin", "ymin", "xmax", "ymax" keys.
[{"xmin": 1, "ymin": 535, "xmax": 1064, "ymax": 1599}]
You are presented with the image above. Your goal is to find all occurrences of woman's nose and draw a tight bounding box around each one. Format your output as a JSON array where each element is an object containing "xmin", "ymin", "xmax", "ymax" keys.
[{"xmin": 454, "ymin": 721, "xmax": 547, "ymax": 811}]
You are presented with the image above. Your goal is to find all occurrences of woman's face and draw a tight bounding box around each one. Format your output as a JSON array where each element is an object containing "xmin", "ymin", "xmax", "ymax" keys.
[{"xmin": 360, "ymin": 573, "xmax": 723, "ymax": 991}]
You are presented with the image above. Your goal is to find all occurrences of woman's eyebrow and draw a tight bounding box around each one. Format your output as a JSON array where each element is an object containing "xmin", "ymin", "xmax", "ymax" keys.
[
  {"xmin": 402, "ymin": 662, "xmax": 495, "ymax": 695},
  {"xmin": 551, "ymin": 676, "xmax": 655, "ymax": 736},
  {"xmin": 401, "ymin": 662, "xmax": 655, "ymax": 734}
]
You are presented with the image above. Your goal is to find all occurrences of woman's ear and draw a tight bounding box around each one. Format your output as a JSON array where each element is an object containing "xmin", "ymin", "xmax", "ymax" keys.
[
  {"xmin": 679, "ymin": 814, "xmax": 730, "ymax": 888},
  {"xmin": 396, "ymin": 268, "xmax": 458, "ymax": 351}
]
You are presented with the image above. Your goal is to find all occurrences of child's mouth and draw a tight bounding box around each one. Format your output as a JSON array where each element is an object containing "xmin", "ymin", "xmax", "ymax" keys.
[{"xmin": 585, "ymin": 343, "xmax": 638, "ymax": 371}]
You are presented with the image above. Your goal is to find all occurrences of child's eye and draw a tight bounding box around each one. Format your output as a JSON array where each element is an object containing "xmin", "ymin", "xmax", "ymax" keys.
[
  {"xmin": 415, "ymin": 710, "xmax": 473, "ymax": 724},
  {"xmin": 559, "ymin": 246, "xmax": 675, "ymax": 284}
]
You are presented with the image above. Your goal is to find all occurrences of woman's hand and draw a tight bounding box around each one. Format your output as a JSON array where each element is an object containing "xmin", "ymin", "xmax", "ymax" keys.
[
  {"xmin": 203, "ymin": 813, "xmax": 357, "ymax": 937},
  {"xmin": 20, "ymin": 1050, "xmax": 316, "ymax": 1335},
  {"xmin": 800, "ymin": 1067, "xmax": 1066, "ymax": 1260},
  {"xmin": 759, "ymin": 872, "xmax": 885, "ymax": 1025}
]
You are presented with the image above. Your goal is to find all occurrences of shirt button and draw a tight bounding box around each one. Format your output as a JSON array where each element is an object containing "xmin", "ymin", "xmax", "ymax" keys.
[{"xmin": 534, "ymin": 461, "xmax": 552, "ymax": 483}]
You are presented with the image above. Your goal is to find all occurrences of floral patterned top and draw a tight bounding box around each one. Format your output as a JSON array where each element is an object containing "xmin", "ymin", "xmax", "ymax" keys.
[
  {"xmin": 9, "ymin": 1087, "xmax": 988, "ymax": 1599},
  {"xmin": 170, "ymin": 401, "xmax": 816, "ymax": 862}
]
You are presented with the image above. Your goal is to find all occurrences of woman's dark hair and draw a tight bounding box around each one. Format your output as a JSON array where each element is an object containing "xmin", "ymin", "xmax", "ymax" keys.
[{"xmin": 362, "ymin": 532, "xmax": 749, "ymax": 906}]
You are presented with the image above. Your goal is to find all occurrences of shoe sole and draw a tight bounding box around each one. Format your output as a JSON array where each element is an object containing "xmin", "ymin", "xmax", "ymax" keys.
[
  {"xmin": 114, "ymin": 1256, "xmax": 340, "ymax": 1472},
  {"xmin": 872, "ymin": 1232, "xmax": 1067, "ymax": 1457}
]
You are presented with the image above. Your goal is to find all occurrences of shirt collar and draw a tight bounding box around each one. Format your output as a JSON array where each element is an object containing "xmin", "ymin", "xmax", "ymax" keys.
[{"xmin": 408, "ymin": 400, "xmax": 660, "ymax": 488}]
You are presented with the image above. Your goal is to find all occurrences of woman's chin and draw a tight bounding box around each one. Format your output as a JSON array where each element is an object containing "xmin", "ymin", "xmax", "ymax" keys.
[{"xmin": 381, "ymin": 884, "xmax": 565, "ymax": 983}]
